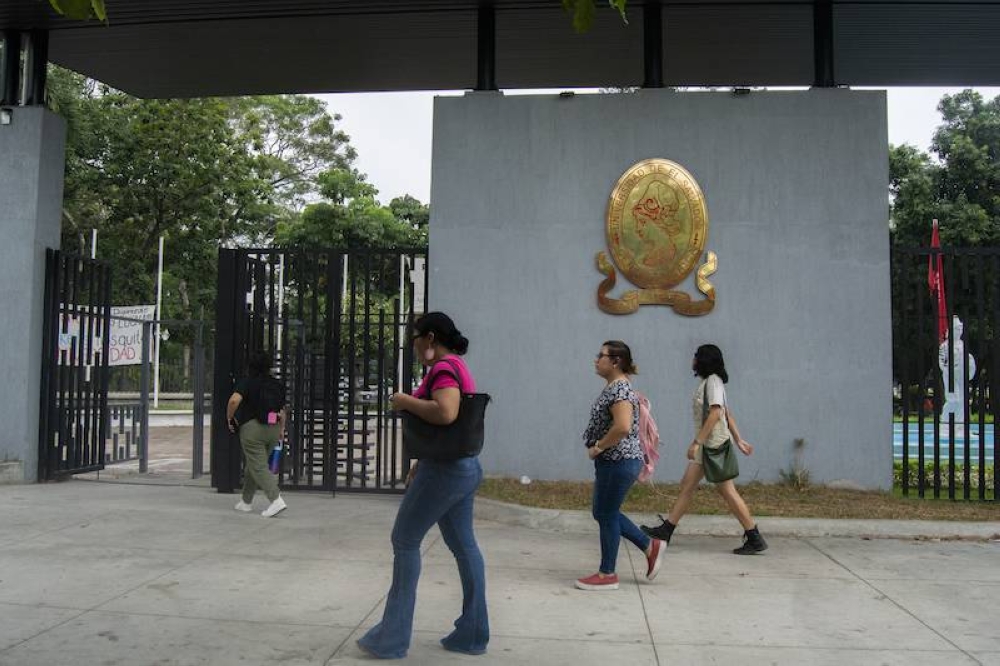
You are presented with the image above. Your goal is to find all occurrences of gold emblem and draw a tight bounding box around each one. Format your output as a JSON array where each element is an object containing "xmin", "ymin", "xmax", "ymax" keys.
[{"xmin": 596, "ymin": 158, "xmax": 717, "ymax": 316}]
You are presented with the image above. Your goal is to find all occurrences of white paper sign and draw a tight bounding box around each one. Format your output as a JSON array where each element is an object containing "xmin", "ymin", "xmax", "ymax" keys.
[{"xmin": 108, "ymin": 305, "xmax": 156, "ymax": 366}]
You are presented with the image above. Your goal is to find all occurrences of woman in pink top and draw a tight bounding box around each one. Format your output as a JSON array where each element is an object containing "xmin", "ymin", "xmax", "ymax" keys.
[{"xmin": 358, "ymin": 312, "xmax": 489, "ymax": 659}]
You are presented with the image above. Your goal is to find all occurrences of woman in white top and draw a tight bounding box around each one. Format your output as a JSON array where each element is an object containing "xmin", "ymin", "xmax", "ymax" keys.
[{"xmin": 641, "ymin": 344, "xmax": 767, "ymax": 555}]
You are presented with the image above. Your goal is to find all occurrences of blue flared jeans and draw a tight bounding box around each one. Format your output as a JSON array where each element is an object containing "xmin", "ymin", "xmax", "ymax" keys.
[
  {"xmin": 593, "ymin": 456, "xmax": 650, "ymax": 574},
  {"xmin": 359, "ymin": 456, "xmax": 489, "ymax": 659}
]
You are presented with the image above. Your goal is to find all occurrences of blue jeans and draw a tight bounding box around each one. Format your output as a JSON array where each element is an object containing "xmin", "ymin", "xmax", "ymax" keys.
[
  {"xmin": 592, "ymin": 457, "xmax": 650, "ymax": 574},
  {"xmin": 359, "ymin": 456, "xmax": 489, "ymax": 659}
]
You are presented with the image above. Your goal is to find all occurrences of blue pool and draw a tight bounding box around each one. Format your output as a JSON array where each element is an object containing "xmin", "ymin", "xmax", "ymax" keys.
[{"xmin": 893, "ymin": 423, "xmax": 995, "ymax": 463}]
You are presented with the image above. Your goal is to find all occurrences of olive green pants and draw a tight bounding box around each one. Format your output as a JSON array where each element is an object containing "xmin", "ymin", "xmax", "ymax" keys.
[{"xmin": 239, "ymin": 419, "xmax": 281, "ymax": 503}]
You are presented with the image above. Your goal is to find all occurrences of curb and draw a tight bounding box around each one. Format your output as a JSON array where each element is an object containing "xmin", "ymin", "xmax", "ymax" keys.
[{"xmin": 474, "ymin": 498, "xmax": 1000, "ymax": 540}]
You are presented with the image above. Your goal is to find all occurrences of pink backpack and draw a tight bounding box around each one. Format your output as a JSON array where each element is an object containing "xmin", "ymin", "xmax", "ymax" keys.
[{"xmin": 636, "ymin": 391, "xmax": 660, "ymax": 483}]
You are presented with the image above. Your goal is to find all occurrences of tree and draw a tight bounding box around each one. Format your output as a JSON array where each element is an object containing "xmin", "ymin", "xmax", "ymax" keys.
[
  {"xmin": 275, "ymin": 168, "xmax": 428, "ymax": 250},
  {"xmin": 47, "ymin": 66, "xmax": 359, "ymax": 326},
  {"xmin": 60, "ymin": 90, "xmax": 270, "ymax": 316},
  {"xmin": 890, "ymin": 90, "xmax": 1000, "ymax": 247},
  {"xmin": 889, "ymin": 89, "xmax": 1000, "ymax": 414},
  {"xmin": 232, "ymin": 96, "xmax": 356, "ymax": 213},
  {"xmin": 388, "ymin": 195, "xmax": 430, "ymax": 231}
]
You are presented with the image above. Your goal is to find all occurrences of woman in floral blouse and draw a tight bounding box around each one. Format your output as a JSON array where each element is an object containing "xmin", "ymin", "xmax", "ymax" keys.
[{"xmin": 577, "ymin": 340, "xmax": 666, "ymax": 591}]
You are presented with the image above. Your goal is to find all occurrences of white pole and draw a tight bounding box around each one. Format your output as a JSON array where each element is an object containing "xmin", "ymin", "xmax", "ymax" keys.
[
  {"xmin": 276, "ymin": 254, "xmax": 285, "ymax": 355},
  {"xmin": 397, "ymin": 255, "xmax": 407, "ymax": 391},
  {"xmin": 86, "ymin": 229, "xmax": 97, "ymax": 383},
  {"xmin": 153, "ymin": 236, "xmax": 164, "ymax": 408},
  {"xmin": 342, "ymin": 254, "xmax": 349, "ymax": 304}
]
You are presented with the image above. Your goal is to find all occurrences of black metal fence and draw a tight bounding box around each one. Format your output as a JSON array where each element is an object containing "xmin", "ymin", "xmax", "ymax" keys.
[
  {"xmin": 891, "ymin": 246, "xmax": 998, "ymax": 500},
  {"xmin": 213, "ymin": 248, "xmax": 428, "ymax": 494},
  {"xmin": 105, "ymin": 403, "xmax": 145, "ymax": 465},
  {"xmin": 38, "ymin": 250, "xmax": 112, "ymax": 480}
]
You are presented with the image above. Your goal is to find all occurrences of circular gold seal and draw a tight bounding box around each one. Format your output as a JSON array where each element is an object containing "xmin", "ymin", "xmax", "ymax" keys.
[{"xmin": 606, "ymin": 158, "xmax": 708, "ymax": 290}]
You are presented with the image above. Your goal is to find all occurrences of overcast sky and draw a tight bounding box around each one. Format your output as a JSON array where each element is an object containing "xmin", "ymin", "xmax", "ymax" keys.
[{"xmin": 316, "ymin": 87, "xmax": 1000, "ymax": 206}]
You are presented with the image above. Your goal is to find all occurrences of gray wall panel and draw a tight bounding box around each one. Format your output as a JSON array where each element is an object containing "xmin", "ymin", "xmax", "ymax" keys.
[
  {"xmin": 0, "ymin": 108, "xmax": 65, "ymax": 482},
  {"xmin": 430, "ymin": 89, "xmax": 891, "ymax": 488}
]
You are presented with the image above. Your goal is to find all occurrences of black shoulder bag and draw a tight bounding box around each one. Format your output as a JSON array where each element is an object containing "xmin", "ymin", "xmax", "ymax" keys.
[{"xmin": 401, "ymin": 358, "xmax": 491, "ymax": 461}]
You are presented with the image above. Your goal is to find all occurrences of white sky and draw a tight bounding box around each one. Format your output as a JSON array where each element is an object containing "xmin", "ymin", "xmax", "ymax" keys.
[{"xmin": 316, "ymin": 87, "xmax": 1000, "ymax": 206}]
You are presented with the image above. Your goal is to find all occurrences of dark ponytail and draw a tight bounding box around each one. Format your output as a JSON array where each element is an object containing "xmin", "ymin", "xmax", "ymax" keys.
[{"xmin": 412, "ymin": 312, "xmax": 469, "ymax": 355}]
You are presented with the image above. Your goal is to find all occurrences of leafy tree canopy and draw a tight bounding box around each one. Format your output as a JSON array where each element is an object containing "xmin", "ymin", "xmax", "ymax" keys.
[
  {"xmin": 275, "ymin": 168, "xmax": 428, "ymax": 250},
  {"xmin": 48, "ymin": 66, "xmax": 428, "ymax": 337},
  {"xmin": 890, "ymin": 89, "xmax": 1000, "ymax": 247}
]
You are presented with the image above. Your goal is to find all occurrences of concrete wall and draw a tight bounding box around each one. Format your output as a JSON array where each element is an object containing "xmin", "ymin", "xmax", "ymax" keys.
[
  {"xmin": 429, "ymin": 89, "xmax": 891, "ymax": 488},
  {"xmin": 0, "ymin": 108, "xmax": 66, "ymax": 482}
]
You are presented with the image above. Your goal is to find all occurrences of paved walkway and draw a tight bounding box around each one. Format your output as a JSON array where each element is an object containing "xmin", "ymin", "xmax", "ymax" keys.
[
  {"xmin": 81, "ymin": 426, "xmax": 211, "ymax": 480},
  {"xmin": 0, "ymin": 481, "xmax": 997, "ymax": 665}
]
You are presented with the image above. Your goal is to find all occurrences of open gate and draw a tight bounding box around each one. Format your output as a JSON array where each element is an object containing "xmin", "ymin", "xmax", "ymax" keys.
[
  {"xmin": 38, "ymin": 250, "xmax": 113, "ymax": 480},
  {"xmin": 212, "ymin": 248, "xmax": 428, "ymax": 494}
]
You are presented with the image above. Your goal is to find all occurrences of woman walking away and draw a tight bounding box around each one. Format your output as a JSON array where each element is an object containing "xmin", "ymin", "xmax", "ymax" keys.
[
  {"xmin": 641, "ymin": 344, "xmax": 767, "ymax": 555},
  {"xmin": 227, "ymin": 350, "xmax": 288, "ymax": 518},
  {"xmin": 577, "ymin": 341, "xmax": 666, "ymax": 591},
  {"xmin": 358, "ymin": 312, "xmax": 489, "ymax": 659}
]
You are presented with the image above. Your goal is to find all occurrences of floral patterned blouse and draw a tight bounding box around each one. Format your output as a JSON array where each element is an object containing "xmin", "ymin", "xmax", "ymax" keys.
[{"xmin": 581, "ymin": 379, "xmax": 642, "ymax": 461}]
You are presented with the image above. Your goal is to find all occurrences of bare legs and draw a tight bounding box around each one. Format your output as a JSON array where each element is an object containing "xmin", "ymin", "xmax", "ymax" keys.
[
  {"xmin": 715, "ymin": 478, "xmax": 755, "ymax": 530},
  {"xmin": 666, "ymin": 462, "xmax": 704, "ymax": 525},
  {"xmin": 668, "ymin": 462, "xmax": 755, "ymax": 530}
]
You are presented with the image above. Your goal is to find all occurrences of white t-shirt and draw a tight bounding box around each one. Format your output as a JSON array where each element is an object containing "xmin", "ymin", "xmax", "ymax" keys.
[{"xmin": 692, "ymin": 374, "xmax": 731, "ymax": 449}]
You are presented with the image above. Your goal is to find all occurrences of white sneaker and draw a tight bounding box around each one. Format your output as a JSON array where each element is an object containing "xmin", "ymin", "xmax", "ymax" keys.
[
  {"xmin": 234, "ymin": 500, "xmax": 253, "ymax": 512},
  {"xmin": 261, "ymin": 495, "xmax": 287, "ymax": 518}
]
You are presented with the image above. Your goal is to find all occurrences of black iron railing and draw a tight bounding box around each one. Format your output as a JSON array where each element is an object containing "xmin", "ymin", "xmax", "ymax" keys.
[{"xmin": 892, "ymin": 246, "xmax": 998, "ymax": 501}]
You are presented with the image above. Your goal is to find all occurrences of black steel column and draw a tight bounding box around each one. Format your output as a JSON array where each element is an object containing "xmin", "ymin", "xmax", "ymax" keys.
[
  {"xmin": 642, "ymin": 1, "xmax": 664, "ymax": 89},
  {"xmin": 1, "ymin": 30, "xmax": 21, "ymax": 106},
  {"xmin": 24, "ymin": 30, "xmax": 48, "ymax": 106},
  {"xmin": 37, "ymin": 249, "xmax": 59, "ymax": 481},
  {"xmin": 212, "ymin": 248, "xmax": 240, "ymax": 493},
  {"xmin": 192, "ymin": 320, "xmax": 205, "ymax": 479},
  {"xmin": 813, "ymin": 0, "xmax": 835, "ymax": 87},
  {"xmin": 476, "ymin": 4, "xmax": 497, "ymax": 91}
]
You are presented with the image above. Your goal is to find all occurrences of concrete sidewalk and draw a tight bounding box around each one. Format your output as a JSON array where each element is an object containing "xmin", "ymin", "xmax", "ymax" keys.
[{"xmin": 0, "ymin": 481, "xmax": 997, "ymax": 665}]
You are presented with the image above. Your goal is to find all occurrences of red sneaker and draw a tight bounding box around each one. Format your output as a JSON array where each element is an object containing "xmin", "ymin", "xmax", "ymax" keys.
[
  {"xmin": 575, "ymin": 572, "xmax": 619, "ymax": 590},
  {"xmin": 646, "ymin": 538, "xmax": 666, "ymax": 581}
]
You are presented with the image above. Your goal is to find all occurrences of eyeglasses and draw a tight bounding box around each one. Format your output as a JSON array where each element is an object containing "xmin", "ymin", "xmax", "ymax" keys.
[{"xmin": 595, "ymin": 353, "xmax": 617, "ymax": 360}]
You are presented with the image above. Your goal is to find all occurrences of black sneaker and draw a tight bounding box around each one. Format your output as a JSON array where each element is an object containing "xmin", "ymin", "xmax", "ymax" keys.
[
  {"xmin": 733, "ymin": 527, "xmax": 768, "ymax": 555},
  {"xmin": 640, "ymin": 515, "xmax": 674, "ymax": 543}
]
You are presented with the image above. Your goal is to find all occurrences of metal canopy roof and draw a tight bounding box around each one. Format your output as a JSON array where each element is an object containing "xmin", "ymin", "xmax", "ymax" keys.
[{"xmin": 2, "ymin": 1, "xmax": 1000, "ymax": 98}]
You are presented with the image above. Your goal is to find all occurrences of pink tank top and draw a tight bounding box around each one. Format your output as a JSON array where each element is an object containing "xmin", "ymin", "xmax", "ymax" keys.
[{"xmin": 413, "ymin": 355, "xmax": 476, "ymax": 398}]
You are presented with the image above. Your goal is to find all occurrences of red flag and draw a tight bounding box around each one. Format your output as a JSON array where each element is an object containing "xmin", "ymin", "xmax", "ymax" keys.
[{"xmin": 927, "ymin": 219, "xmax": 948, "ymax": 343}]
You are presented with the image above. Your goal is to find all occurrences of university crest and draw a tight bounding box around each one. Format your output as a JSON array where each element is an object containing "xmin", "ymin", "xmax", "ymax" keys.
[{"xmin": 596, "ymin": 158, "xmax": 717, "ymax": 316}]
